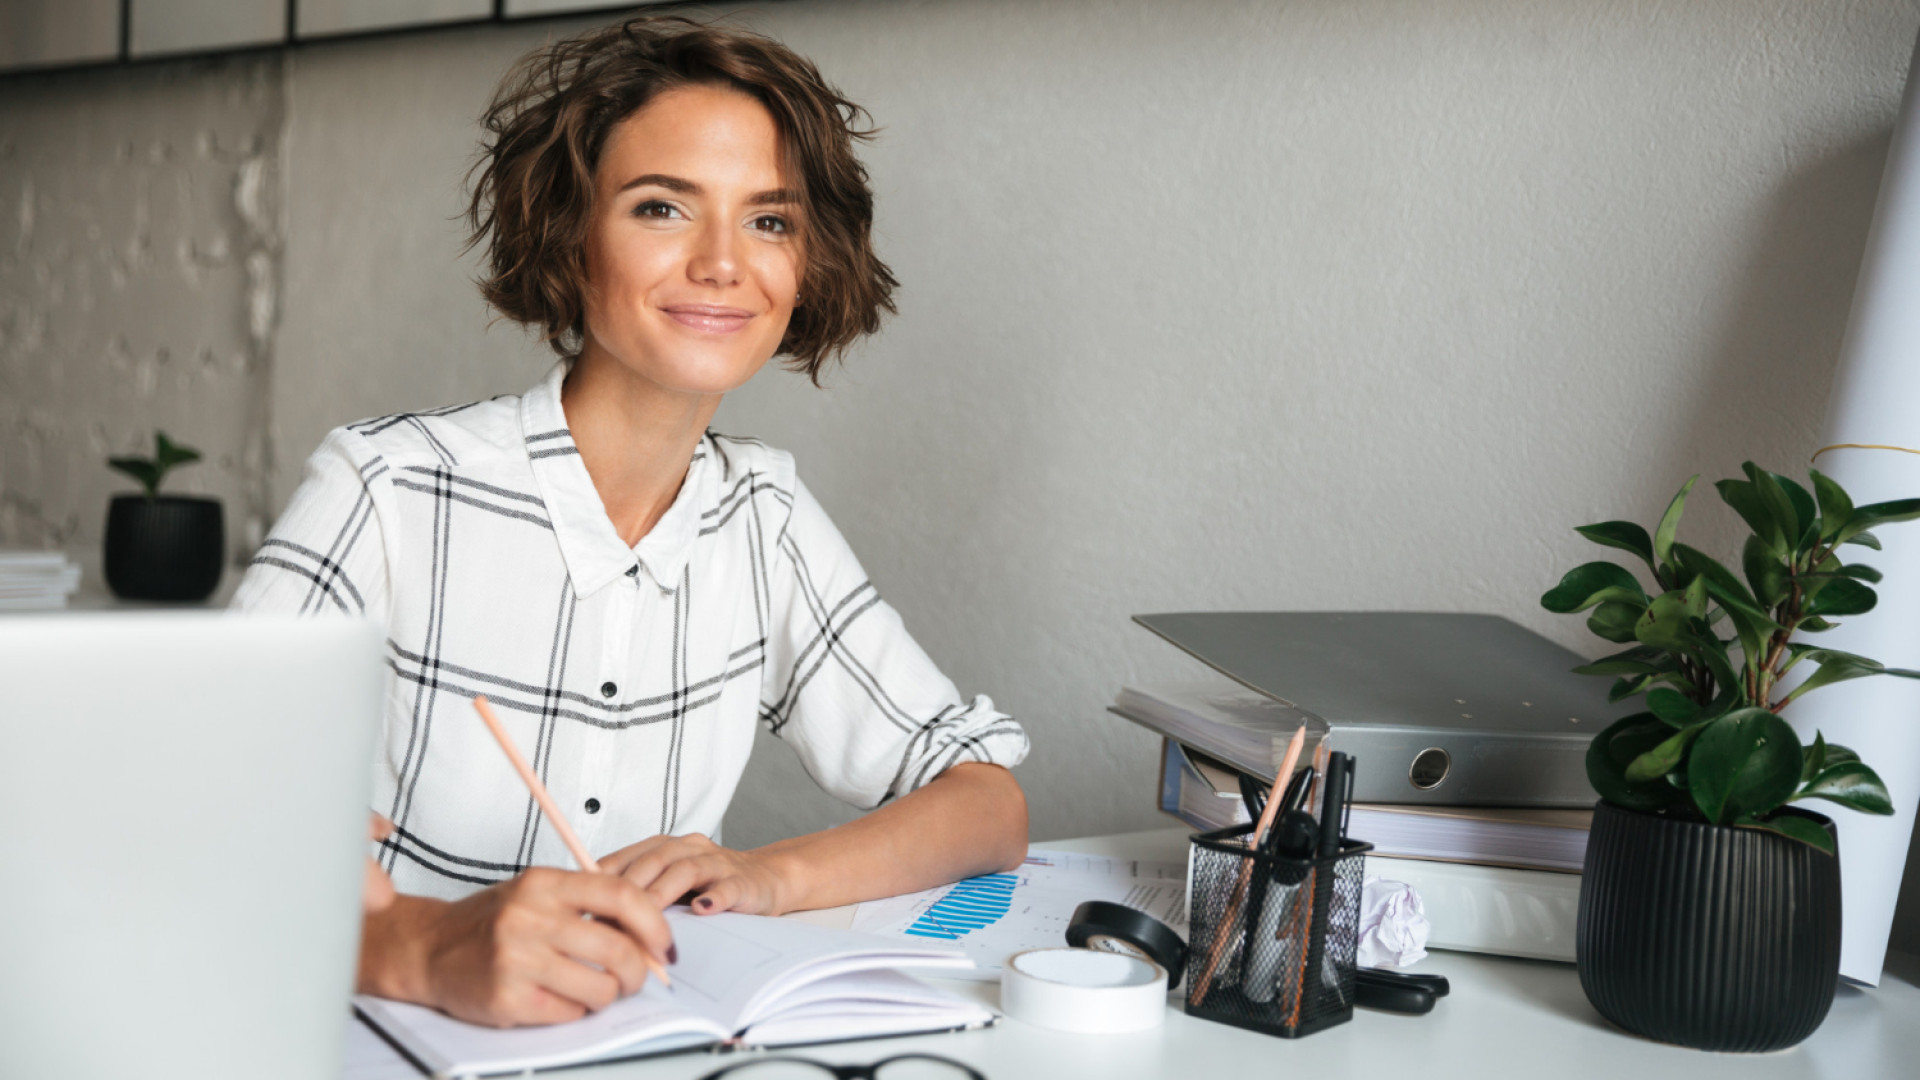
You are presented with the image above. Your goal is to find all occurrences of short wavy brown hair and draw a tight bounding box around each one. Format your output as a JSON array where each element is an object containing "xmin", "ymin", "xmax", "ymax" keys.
[{"xmin": 466, "ymin": 15, "xmax": 897, "ymax": 382}]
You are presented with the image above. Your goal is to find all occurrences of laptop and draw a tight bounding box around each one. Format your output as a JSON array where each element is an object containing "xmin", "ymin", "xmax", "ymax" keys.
[{"xmin": 0, "ymin": 613, "xmax": 385, "ymax": 1080}]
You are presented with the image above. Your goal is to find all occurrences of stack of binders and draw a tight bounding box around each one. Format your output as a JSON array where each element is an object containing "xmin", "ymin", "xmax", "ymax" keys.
[{"xmin": 1116, "ymin": 612, "xmax": 1617, "ymax": 965}]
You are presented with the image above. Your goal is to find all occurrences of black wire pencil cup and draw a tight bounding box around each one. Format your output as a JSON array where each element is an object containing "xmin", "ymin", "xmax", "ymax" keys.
[{"xmin": 1184, "ymin": 745, "xmax": 1370, "ymax": 1039}]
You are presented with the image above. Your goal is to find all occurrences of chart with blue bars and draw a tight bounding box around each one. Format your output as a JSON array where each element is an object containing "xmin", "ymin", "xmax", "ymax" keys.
[{"xmin": 902, "ymin": 871, "xmax": 1020, "ymax": 940}]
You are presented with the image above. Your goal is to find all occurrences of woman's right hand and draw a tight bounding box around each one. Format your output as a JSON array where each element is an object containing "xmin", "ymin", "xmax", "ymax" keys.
[{"xmin": 358, "ymin": 868, "xmax": 676, "ymax": 1028}]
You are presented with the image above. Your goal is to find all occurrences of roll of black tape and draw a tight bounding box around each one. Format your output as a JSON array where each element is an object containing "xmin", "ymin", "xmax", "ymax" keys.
[{"xmin": 1066, "ymin": 901, "xmax": 1188, "ymax": 989}]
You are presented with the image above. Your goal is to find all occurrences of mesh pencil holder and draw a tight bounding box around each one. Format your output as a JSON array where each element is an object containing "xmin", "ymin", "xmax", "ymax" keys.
[{"xmin": 1183, "ymin": 823, "xmax": 1372, "ymax": 1038}]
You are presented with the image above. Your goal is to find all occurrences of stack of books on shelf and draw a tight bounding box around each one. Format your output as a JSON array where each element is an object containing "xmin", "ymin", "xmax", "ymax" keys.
[
  {"xmin": 1116, "ymin": 612, "xmax": 1617, "ymax": 965},
  {"xmin": 0, "ymin": 550, "xmax": 82, "ymax": 611}
]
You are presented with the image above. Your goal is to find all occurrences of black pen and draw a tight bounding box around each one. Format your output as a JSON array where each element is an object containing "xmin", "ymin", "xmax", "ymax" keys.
[{"xmin": 1318, "ymin": 752, "xmax": 1352, "ymax": 857}]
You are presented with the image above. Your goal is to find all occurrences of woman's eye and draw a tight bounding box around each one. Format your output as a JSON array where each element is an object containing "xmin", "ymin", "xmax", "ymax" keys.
[
  {"xmin": 751, "ymin": 214, "xmax": 791, "ymax": 235},
  {"xmin": 632, "ymin": 200, "xmax": 681, "ymax": 220}
]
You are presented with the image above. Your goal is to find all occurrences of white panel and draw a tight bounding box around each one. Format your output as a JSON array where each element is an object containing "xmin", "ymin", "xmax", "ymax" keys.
[
  {"xmin": 0, "ymin": 0, "xmax": 120, "ymax": 72},
  {"xmin": 298, "ymin": 0, "xmax": 493, "ymax": 39},
  {"xmin": 129, "ymin": 0, "xmax": 286, "ymax": 58}
]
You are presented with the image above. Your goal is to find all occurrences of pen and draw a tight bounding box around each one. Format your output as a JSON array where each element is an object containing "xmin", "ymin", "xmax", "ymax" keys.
[{"xmin": 472, "ymin": 695, "xmax": 673, "ymax": 989}]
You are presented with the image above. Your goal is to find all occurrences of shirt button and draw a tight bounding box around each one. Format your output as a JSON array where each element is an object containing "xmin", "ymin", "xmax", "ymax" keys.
[
  {"xmin": 584, "ymin": 798, "xmax": 601, "ymax": 815},
  {"xmin": 600, "ymin": 681, "xmax": 617, "ymax": 698}
]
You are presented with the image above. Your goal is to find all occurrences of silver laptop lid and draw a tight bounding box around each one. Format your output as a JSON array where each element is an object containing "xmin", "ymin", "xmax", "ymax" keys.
[{"xmin": 0, "ymin": 613, "xmax": 383, "ymax": 1080}]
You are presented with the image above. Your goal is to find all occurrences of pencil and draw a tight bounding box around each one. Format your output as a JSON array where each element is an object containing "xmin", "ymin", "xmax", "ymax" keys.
[
  {"xmin": 1190, "ymin": 723, "xmax": 1309, "ymax": 1006},
  {"xmin": 472, "ymin": 695, "xmax": 672, "ymax": 989}
]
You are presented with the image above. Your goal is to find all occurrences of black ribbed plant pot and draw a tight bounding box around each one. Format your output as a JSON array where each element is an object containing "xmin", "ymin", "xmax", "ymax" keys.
[
  {"xmin": 104, "ymin": 495, "xmax": 224, "ymax": 602},
  {"xmin": 1577, "ymin": 799, "xmax": 1840, "ymax": 1052}
]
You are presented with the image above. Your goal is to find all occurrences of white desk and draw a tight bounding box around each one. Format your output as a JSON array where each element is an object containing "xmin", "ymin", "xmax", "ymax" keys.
[{"xmin": 352, "ymin": 828, "xmax": 1920, "ymax": 1080}]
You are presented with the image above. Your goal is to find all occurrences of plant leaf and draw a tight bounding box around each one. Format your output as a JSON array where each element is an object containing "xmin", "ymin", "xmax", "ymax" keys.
[
  {"xmin": 1768, "ymin": 470, "xmax": 1820, "ymax": 551},
  {"xmin": 1653, "ymin": 475, "xmax": 1699, "ymax": 569},
  {"xmin": 1572, "ymin": 647, "xmax": 1665, "ymax": 677},
  {"xmin": 107, "ymin": 457, "xmax": 162, "ymax": 499},
  {"xmin": 1587, "ymin": 713, "xmax": 1687, "ymax": 812},
  {"xmin": 1718, "ymin": 478, "xmax": 1788, "ymax": 557},
  {"xmin": 1794, "ymin": 761, "xmax": 1895, "ymax": 815},
  {"xmin": 1541, "ymin": 562, "xmax": 1648, "ymax": 614},
  {"xmin": 1688, "ymin": 708, "xmax": 1804, "ymax": 825},
  {"xmin": 154, "ymin": 431, "xmax": 200, "ymax": 469},
  {"xmin": 1575, "ymin": 521, "xmax": 1657, "ymax": 573},
  {"xmin": 1737, "ymin": 813, "xmax": 1835, "ymax": 855},
  {"xmin": 1845, "ymin": 531, "xmax": 1881, "ymax": 550},
  {"xmin": 1834, "ymin": 498, "xmax": 1920, "ymax": 545},
  {"xmin": 1587, "ymin": 601, "xmax": 1646, "ymax": 644},
  {"xmin": 1811, "ymin": 468, "xmax": 1853, "ymax": 543},
  {"xmin": 1626, "ymin": 720, "xmax": 1709, "ymax": 783},
  {"xmin": 1800, "ymin": 615, "xmax": 1838, "ymax": 631},
  {"xmin": 1633, "ymin": 577, "xmax": 1710, "ymax": 651},
  {"xmin": 1608, "ymin": 674, "xmax": 1655, "ymax": 703},
  {"xmin": 1747, "ymin": 463, "xmax": 1806, "ymax": 558},
  {"xmin": 1782, "ymin": 650, "xmax": 1920, "ymax": 706},
  {"xmin": 1741, "ymin": 534, "xmax": 1790, "ymax": 609},
  {"xmin": 1802, "ymin": 730, "xmax": 1828, "ymax": 784},
  {"xmin": 1803, "ymin": 578, "xmax": 1877, "ymax": 619},
  {"xmin": 1823, "ymin": 742, "xmax": 1862, "ymax": 767},
  {"xmin": 1646, "ymin": 686, "xmax": 1702, "ymax": 726}
]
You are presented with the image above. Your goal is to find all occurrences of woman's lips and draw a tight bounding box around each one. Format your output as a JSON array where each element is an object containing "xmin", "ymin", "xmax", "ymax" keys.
[{"xmin": 662, "ymin": 304, "xmax": 755, "ymax": 334}]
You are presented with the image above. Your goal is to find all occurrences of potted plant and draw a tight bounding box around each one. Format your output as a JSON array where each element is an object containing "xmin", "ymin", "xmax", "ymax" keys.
[
  {"xmin": 1541, "ymin": 462, "xmax": 1920, "ymax": 1052},
  {"xmin": 104, "ymin": 432, "xmax": 224, "ymax": 602}
]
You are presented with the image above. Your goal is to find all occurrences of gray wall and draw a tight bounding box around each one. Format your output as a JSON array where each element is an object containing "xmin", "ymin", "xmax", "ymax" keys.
[{"xmin": 7, "ymin": 0, "xmax": 1920, "ymax": 947}]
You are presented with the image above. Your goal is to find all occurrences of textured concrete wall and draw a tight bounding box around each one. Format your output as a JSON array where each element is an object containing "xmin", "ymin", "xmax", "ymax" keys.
[{"xmin": 0, "ymin": 56, "xmax": 282, "ymax": 589}]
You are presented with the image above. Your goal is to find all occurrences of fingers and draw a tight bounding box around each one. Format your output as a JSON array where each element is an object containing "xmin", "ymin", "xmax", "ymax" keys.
[
  {"xmin": 616, "ymin": 833, "xmax": 717, "ymax": 894},
  {"xmin": 552, "ymin": 917, "xmax": 651, "ymax": 997},
  {"xmin": 552, "ymin": 871, "xmax": 676, "ymax": 969},
  {"xmin": 640, "ymin": 856, "xmax": 719, "ymax": 913},
  {"xmin": 690, "ymin": 875, "xmax": 742, "ymax": 915},
  {"xmin": 369, "ymin": 813, "xmax": 395, "ymax": 843},
  {"xmin": 525, "ymin": 945, "xmax": 624, "ymax": 1016},
  {"xmin": 598, "ymin": 833, "xmax": 677, "ymax": 876}
]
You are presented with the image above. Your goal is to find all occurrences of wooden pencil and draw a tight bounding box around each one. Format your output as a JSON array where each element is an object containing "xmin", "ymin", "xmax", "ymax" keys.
[{"xmin": 473, "ymin": 694, "xmax": 672, "ymax": 989}]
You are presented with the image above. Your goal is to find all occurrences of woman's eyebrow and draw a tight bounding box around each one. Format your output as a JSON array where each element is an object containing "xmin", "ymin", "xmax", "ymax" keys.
[{"xmin": 616, "ymin": 173, "xmax": 797, "ymax": 206}]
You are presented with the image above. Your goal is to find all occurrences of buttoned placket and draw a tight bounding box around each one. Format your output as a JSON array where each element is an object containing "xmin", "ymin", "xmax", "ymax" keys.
[{"xmin": 578, "ymin": 570, "xmax": 641, "ymax": 855}]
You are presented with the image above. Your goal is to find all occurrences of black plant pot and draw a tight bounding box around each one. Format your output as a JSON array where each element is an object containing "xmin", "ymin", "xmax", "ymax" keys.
[
  {"xmin": 104, "ymin": 494, "xmax": 224, "ymax": 602},
  {"xmin": 1577, "ymin": 799, "xmax": 1840, "ymax": 1052}
]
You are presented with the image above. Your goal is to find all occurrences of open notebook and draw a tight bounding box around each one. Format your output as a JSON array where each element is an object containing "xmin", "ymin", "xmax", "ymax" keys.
[{"xmin": 355, "ymin": 910, "xmax": 991, "ymax": 1078}]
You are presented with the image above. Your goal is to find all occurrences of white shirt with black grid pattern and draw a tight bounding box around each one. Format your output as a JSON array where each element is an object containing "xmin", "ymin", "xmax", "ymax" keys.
[{"xmin": 233, "ymin": 362, "xmax": 1029, "ymax": 901}]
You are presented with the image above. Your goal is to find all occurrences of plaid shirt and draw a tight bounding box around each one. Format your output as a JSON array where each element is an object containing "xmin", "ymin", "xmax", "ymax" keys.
[{"xmin": 234, "ymin": 363, "xmax": 1028, "ymax": 900}]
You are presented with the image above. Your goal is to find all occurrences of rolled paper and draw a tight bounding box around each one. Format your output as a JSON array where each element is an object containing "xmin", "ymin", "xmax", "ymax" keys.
[{"xmin": 1793, "ymin": 27, "xmax": 1920, "ymax": 987}]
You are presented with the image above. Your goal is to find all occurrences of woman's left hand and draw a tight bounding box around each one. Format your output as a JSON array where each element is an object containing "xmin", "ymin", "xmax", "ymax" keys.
[{"xmin": 601, "ymin": 834, "xmax": 793, "ymax": 916}]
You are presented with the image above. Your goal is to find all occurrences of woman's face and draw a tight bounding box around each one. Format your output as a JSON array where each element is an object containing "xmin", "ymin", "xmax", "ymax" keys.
[{"xmin": 579, "ymin": 84, "xmax": 803, "ymax": 398}]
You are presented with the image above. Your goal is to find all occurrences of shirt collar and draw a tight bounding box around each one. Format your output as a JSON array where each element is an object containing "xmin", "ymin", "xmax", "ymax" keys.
[{"xmin": 520, "ymin": 362, "xmax": 711, "ymax": 597}]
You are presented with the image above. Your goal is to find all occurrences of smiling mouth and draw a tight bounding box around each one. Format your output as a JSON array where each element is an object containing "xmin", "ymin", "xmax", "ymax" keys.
[{"xmin": 662, "ymin": 304, "xmax": 756, "ymax": 334}]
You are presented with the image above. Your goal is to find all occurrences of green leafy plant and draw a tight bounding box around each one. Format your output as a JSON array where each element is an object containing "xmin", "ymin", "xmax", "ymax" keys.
[
  {"xmin": 108, "ymin": 431, "xmax": 201, "ymax": 500},
  {"xmin": 1542, "ymin": 462, "xmax": 1920, "ymax": 853}
]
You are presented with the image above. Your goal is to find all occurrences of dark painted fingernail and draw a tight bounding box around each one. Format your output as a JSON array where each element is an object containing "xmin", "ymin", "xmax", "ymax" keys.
[
  {"xmin": 667, "ymin": 944, "xmax": 679, "ymax": 965},
  {"xmin": 696, "ymin": 896, "xmax": 713, "ymax": 910}
]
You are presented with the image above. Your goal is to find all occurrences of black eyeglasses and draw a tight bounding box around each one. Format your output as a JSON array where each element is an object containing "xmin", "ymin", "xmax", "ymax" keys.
[{"xmin": 696, "ymin": 1052, "xmax": 986, "ymax": 1080}]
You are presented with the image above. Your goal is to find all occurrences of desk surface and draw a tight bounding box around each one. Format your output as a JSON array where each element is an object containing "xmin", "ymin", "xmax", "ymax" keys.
[{"xmin": 352, "ymin": 828, "xmax": 1919, "ymax": 1080}]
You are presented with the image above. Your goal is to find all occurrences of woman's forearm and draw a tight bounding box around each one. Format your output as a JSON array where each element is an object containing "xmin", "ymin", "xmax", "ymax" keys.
[{"xmin": 757, "ymin": 762, "xmax": 1028, "ymax": 914}]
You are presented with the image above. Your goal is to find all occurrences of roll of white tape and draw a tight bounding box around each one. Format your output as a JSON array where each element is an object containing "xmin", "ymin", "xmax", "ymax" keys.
[{"xmin": 1000, "ymin": 947, "xmax": 1168, "ymax": 1034}]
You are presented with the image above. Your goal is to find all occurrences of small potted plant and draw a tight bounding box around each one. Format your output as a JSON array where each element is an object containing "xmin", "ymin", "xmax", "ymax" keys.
[
  {"xmin": 1542, "ymin": 462, "xmax": 1919, "ymax": 1052},
  {"xmin": 104, "ymin": 432, "xmax": 224, "ymax": 602}
]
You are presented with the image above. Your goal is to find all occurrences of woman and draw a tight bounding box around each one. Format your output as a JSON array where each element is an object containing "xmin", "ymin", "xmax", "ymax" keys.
[{"xmin": 237, "ymin": 16, "xmax": 1030, "ymax": 1028}]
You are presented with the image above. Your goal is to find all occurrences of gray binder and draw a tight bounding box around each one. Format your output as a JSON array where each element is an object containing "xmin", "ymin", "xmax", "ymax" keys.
[{"xmin": 1123, "ymin": 612, "xmax": 1612, "ymax": 808}]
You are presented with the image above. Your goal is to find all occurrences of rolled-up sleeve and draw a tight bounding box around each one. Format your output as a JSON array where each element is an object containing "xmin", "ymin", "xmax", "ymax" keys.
[
  {"xmin": 759, "ymin": 477, "xmax": 1029, "ymax": 809},
  {"xmin": 231, "ymin": 427, "xmax": 395, "ymax": 621}
]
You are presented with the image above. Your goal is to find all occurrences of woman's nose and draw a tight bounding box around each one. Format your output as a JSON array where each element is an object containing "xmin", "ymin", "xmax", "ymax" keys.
[{"xmin": 687, "ymin": 221, "xmax": 740, "ymax": 287}]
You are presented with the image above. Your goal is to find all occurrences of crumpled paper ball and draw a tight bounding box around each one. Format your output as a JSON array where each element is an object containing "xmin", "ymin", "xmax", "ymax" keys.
[{"xmin": 1358, "ymin": 876, "xmax": 1430, "ymax": 969}]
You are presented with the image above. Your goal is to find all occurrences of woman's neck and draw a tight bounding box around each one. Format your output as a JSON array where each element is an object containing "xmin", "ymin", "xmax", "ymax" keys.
[{"xmin": 560, "ymin": 350, "xmax": 723, "ymax": 548}]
